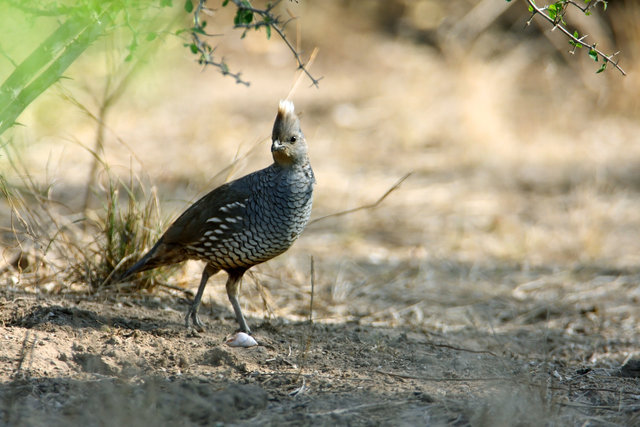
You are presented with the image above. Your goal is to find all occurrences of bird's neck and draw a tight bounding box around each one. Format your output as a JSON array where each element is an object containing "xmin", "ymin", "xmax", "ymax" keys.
[{"xmin": 273, "ymin": 156, "xmax": 310, "ymax": 171}]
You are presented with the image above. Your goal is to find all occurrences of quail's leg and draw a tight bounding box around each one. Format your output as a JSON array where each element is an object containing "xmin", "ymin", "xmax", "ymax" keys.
[
  {"xmin": 186, "ymin": 264, "xmax": 219, "ymax": 331},
  {"xmin": 225, "ymin": 268, "xmax": 250, "ymax": 334}
]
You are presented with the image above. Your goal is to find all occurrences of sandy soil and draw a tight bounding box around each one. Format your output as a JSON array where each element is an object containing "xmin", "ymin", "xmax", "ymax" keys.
[
  {"xmin": 2, "ymin": 1, "xmax": 640, "ymax": 425},
  {"xmin": 1, "ymin": 286, "xmax": 639, "ymax": 426}
]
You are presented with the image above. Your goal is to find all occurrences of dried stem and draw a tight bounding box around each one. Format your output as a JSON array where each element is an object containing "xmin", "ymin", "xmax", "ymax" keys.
[
  {"xmin": 308, "ymin": 255, "xmax": 314, "ymax": 323},
  {"xmin": 308, "ymin": 172, "xmax": 412, "ymax": 226}
]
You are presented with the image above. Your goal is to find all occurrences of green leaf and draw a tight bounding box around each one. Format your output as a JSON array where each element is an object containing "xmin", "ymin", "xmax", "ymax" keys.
[
  {"xmin": 189, "ymin": 43, "xmax": 198, "ymax": 54},
  {"xmin": 234, "ymin": 8, "xmax": 253, "ymax": 26},
  {"xmin": 528, "ymin": 5, "xmax": 534, "ymax": 12},
  {"xmin": 184, "ymin": 0, "xmax": 193, "ymax": 13},
  {"xmin": 222, "ymin": 0, "xmax": 229, "ymax": 6},
  {"xmin": 146, "ymin": 32, "xmax": 157, "ymax": 41},
  {"xmin": 596, "ymin": 62, "xmax": 607, "ymax": 74},
  {"xmin": 570, "ymin": 30, "xmax": 582, "ymax": 48},
  {"xmin": 265, "ymin": 25, "xmax": 271, "ymax": 39},
  {"xmin": 160, "ymin": 0, "xmax": 173, "ymax": 7},
  {"xmin": 588, "ymin": 49, "xmax": 598, "ymax": 62}
]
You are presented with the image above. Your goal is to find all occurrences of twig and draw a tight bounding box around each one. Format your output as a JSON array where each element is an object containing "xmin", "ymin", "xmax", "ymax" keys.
[
  {"xmin": 376, "ymin": 370, "xmax": 511, "ymax": 382},
  {"xmin": 157, "ymin": 282, "xmax": 194, "ymax": 296},
  {"xmin": 308, "ymin": 255, "xmax": 315, "ymax": 323},
  {"xmin": 14, "ymin": 331, "xmax": 37, "ymax": 377},
  {"xmin": 287, "ymin": 47, "xmax": 319, "ymax": 99},
  {"xmin": 192, "ymin": 0, "xmax": 249, "ymax": 85},
  {"xmin": 308, "ymin": 172, "xmax": 412, "ymax": 226},
  {"xmin": 430, "ymin": 342, "xmax": 498, "ymax": 357},
  {"xmin": 190, "ymin": 0, "xmax": 321, "ymax": 87},
  {"xmin": 308, "ymin": 400, "xmax": 409, "ymax": 417},
  {"xmin": 378, "ymin": 369, "xmax": 640, "ymax": 397},
  {"xmin": 522, "ymin": 0, "xmax": 625, "ymax": 75},
  {"xmin": 228, "ymin": 0, "xmax": 322, "ymax": 87},
  {"xmin": 294, "ymin": 255, "xmax": 316, "ymax": 383},
  {"xmin": 79, "ymin": 25, "xmax": 157, "ymax": 218},
  {"xmin": 288, "ymin": 376, "xmax": 306, "ymax": 397},
  {"xmin": 559, "ymin": 401, "xmax": 640, "ymax": 411}
]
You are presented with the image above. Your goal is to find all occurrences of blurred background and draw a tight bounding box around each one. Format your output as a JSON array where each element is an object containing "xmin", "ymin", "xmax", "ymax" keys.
[{"xmin": 1, "ymin": 0, "xmax": 639, "ymax": 340}]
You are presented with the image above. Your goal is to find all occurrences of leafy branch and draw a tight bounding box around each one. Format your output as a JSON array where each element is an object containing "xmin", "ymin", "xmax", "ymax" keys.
[
  {"xmin": 0, "ymin": 0, "xmax": 175, "ymax": 137},
  {"xmin": 0, "ymin": 6, "xmax": 113, "ymax": 136},
  {"xmin": 509, "ymin": 0, "xmax": 626, "ymax": 75},
  {"xmin": 187, "ymin": 0, "xmax": 250, "ymax": 85},
  {"xmin": 186, "ymin": 0, "xmax": 321, "ymax": 87}
]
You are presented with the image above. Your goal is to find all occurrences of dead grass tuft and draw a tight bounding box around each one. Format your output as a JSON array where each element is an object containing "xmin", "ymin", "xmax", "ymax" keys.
[
  {"xmin": 0, "ymin": 142, "xmax": 172, "ymax": 293},
  {"xmin": 69, "ymin": 172, "xmax": 171, "ymax": 292}
]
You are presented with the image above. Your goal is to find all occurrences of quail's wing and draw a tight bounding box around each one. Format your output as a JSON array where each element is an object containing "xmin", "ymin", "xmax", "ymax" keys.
[{"xmin": 162, "ymin": 175, "xmax": 255, "ymax": 246}]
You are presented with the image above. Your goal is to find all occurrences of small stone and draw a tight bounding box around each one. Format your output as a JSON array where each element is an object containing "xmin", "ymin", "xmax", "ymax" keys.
[{"xmin": 225, "ymin": 332, "xmax": 258, "ymax": 348}]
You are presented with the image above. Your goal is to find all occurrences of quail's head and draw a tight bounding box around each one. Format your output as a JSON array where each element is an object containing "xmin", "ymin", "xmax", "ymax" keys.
[{"xmin": 271, "ymin": 100, "xmax": 307, "ymax": 167}]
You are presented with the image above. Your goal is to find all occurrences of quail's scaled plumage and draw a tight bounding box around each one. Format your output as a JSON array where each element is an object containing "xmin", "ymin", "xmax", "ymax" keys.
[{"xmin": 121, "ymin": 100, "xmax": 314, "ymax": 334}]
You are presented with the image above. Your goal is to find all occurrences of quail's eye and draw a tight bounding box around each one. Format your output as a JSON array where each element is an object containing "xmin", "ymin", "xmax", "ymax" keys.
[{"xmin": 289, "ymin": 135, "xmax": 297, "ymax": 143}]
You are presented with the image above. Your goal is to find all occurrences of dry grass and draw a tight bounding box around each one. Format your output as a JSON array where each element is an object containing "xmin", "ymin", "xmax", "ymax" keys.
[{"xmin": 1, "ymin": 0, "xmax": 640, "ymax": 424}]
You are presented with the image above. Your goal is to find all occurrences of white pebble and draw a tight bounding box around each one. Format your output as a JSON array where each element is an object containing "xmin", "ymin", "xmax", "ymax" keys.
[{"xmin": 225, "ymin": 332, "xmax": 257, "ymax": 348}]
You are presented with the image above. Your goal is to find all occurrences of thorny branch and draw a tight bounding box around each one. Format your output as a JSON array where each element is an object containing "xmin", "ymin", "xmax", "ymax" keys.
[
  {"xmin": 192, "ymin": 0, "xmax": 249, "ymax": 85},
  {"xmin": 522, "ymin": 0, "xmax": 625, "ymax": 75},
  {"xmin": 191, "ymin": 0, "xmax": 321, "ymax": 87}
]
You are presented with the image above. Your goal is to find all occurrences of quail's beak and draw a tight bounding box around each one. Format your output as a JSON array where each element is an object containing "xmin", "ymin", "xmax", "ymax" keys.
[{"xmin": 271, "ymin": 140, "xmax": 284, "ymax": 152}]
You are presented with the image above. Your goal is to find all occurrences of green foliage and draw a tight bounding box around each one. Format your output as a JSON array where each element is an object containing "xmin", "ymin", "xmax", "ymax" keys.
[
  {"xmin": 233, "ymin": 1, "xmax": 254, "ymax": 27},
  {"xmin": 510, "ymin": 0, "xmax": 625, "ymax": 75},
  {"xmin": 186, "ymin": 0, "xmax": 287, "ymax": 85},
  {"xmin": 596, "ymin": 62, "xmax": 607, "ymax": 73},
  {"xmin": 568, "ymin": 30, "xmax": 583, "ymax": 48},
  {"xmin": 547, "ymin": 2, "xmax": 563, "ymax": 23},
  {"xmin": 0, "ymin": 0, "xmax": 175, "ymax": 137}
]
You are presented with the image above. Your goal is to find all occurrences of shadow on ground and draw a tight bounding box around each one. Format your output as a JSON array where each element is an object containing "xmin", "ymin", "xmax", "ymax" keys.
[{"xmin": 1, "ymin": 288, "xmax": 638, "ymax": 426}]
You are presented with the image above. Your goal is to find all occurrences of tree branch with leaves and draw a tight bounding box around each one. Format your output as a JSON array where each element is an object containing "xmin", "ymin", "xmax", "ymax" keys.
[
  {"xmin": 185, "ymin": 0, "xmax": 321, "ymax": 87},
  {"xmin": 508, "ymin": 0, "xmax": 626, "ymax": 75},
  {"xmin": 0, "ymin": 0, "xmax": 321, "ymax": 138}
]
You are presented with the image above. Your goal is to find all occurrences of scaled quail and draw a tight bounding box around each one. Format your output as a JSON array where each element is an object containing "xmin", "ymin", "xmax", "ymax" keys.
[{"xmin": 120, "ymin": 100, "xmax": 314, "ymax": 334}]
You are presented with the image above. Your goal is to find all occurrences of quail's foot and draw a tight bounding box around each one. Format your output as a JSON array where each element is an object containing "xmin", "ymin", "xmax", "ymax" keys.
[{"xmin": 185, "ymin": 307, "xmax": 205, "ymax": 332}]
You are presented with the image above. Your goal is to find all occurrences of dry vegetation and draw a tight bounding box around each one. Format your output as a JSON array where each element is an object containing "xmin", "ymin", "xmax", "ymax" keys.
[{"xmin": 1, "ymin": 0, "xmax": 640, "ymax": 425}]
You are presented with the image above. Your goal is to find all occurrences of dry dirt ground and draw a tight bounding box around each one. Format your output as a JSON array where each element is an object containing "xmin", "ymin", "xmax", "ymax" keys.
[
  {"xmin": 2, "ymin": 1, "xmax": 640, "ymax": 425},
  {"xmin": 1, "ymin": 280, "xmax": 639, "ymax": 426}
]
